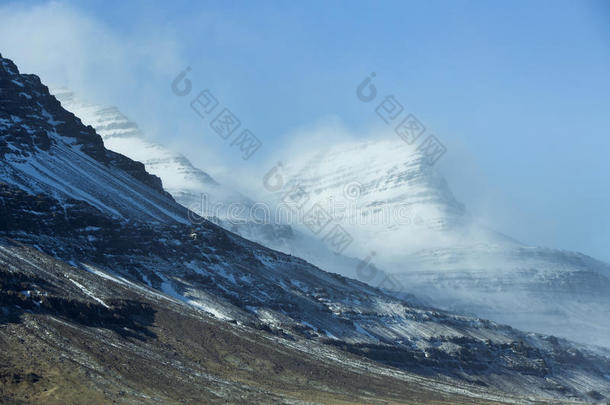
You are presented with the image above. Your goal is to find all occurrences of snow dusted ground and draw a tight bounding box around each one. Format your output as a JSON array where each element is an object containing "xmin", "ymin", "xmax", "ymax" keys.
[
  {"xmin": 0, "ymin": 142, "xmax": 187, "ymax": 224},
  {"xmin": 3, "ymin": 241, "xmax": 577, "ymax": 405}
]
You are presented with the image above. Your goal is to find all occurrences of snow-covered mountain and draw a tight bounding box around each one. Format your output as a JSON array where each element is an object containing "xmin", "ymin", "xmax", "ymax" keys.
[
  {"xmin": 2, "ymin": 53, "xmax": 610, "ymax": 402},
  {"xmin": 52, "ymin": 87, "xmax": 254, "ymax": 220},
  {"xmin": 52, "ymin": 87, "xmax": 362, "ymax": 289},
  {"xmin": 265, "ymin": 138, "xmax": 517, "ymax": 254},
  {"xmin": 51, "ymin": 88, "xmax": 610, "ymax": 349},
  {"xmin": 269, "ymin": 138, "xmax": 610, "ymax": 348}
]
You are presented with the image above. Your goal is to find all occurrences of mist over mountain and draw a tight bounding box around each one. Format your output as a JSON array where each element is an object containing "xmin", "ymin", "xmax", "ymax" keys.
[
  {"xmin": 1, "ymin": 52, "xmax": 610, "ymax": 403},
  {"xmin": 267, "ymin": 137, "xmax": 610, "ymax": 348},
  {"xmin": 54, "ymin": 88, "xmax": 610, "ymax": 350}
]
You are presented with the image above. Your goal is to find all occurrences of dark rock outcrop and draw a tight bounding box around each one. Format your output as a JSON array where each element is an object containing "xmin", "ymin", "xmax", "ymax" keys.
[{"xmin": 0, "ymin": 53, "xmax": 168, "ymax": 197}]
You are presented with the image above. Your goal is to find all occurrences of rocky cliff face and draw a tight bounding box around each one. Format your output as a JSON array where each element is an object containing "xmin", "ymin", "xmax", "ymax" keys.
[
  {"xmin": 0, "ymin": 57, "xmax": 167, "ymax": 197},
  {"xmin": 52, "ymin": 88, "xmax": 251, "ymax": 217}
]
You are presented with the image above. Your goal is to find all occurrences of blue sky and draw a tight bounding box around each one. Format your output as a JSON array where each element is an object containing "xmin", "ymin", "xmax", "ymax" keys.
[{"xmin": 1, "ymin": 0, "xmax": 609, "ymax": 261}]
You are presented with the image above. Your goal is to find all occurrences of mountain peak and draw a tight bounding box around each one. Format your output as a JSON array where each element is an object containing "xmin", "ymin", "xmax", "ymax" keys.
[
  {"xmin": 0, "ymin": 52, "xmax": 173, "ymax": 213},
  {"xmin": 52, "ymin": 88, "xmax": 255, "ymax": 218}
]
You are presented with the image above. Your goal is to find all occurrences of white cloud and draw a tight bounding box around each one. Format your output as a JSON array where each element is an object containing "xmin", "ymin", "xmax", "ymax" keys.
[{"xmin": 0, "ymin": 1, "xmax": 186, "ymax": 140}]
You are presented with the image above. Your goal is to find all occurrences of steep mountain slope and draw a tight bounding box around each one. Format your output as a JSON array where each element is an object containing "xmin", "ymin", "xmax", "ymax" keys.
[
  {"xmin": 52, "ymin": 87, "xmax": 361, "ymax": 296},
  {"xmin": 2, "ymin": 53, "xmax": 610, "ymax": 403},
  {"xmin": 270, "ymin": 138, "xmax": 610, "ymax": 348},
  {"xmin": 51, "ymin": 88, "xmax": 254, "ymax": 220},
  {"xmin": 2, "ymin": 240, "xmax": 525, "ymax": 405}
]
